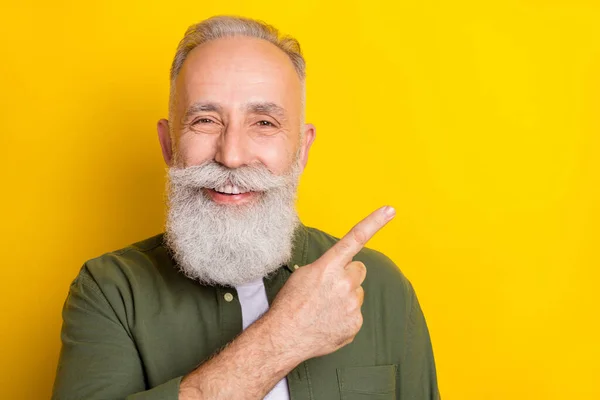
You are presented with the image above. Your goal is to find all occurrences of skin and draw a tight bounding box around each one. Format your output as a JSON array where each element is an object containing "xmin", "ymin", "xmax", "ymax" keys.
[
  {"xmin": 156, "ymin": 35, "xmax": 395, "ymax": 399},
  {"xmin": 157, "ymin": 36, "xmax": 314, "ymax": 205}
]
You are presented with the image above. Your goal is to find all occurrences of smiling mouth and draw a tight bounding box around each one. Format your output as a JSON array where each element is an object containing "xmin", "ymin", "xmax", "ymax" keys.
[
  {"xmin": 204, "ymin": 184, "xmax": 259, "ymax": 205},
  {"xmin": 212, "ymin": 183, "xmax": 250, "ymax": 195}
]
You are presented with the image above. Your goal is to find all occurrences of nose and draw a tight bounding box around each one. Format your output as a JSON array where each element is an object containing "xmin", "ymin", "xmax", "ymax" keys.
[{"xmin": 214, "ymin": 124, "xmax": 252, "ymax": 169}]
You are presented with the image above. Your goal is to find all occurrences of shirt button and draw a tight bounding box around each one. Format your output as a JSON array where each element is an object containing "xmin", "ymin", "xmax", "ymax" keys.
[
  {"xmin": 224, "ymin": 292, "xmax": 234, "ymax": 302},
  {"xmin": 293, "ymin": 264, "xmax": 299, "ymax": 270}
]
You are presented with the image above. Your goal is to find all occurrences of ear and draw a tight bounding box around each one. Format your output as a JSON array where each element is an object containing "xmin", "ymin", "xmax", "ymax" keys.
[
  {"xmin": 157, "ymin": 118, "xmax": 173, "ymax": 166},
  {"xmin": 299, "ymin": 123, "xmax": 316, "ymax": 170}
]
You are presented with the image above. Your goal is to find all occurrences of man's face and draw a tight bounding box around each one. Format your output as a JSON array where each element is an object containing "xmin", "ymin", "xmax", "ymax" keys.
[{"xmin": 158, "ymin": 36, "xmax": 315, "ymax": 206}]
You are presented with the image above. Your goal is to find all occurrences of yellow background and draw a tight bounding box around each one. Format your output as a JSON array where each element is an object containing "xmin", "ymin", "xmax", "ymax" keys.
[{"xmin": 1, "ymin": 1, "xmax": 599, "ymax": 399}]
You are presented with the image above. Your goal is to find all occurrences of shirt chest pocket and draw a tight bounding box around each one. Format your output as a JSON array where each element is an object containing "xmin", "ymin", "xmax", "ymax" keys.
[{"xmin": 336, "ymin": 364, "xmax": 397, "ymax": 400}]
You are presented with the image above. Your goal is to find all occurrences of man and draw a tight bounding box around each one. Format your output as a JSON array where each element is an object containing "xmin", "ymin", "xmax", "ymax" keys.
[{"xmin": 52, "ymin": 15, "xmax": 439, "ymax": 400}]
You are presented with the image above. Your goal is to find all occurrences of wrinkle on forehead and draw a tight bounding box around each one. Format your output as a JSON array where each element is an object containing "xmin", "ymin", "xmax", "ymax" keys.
[{"xmin": 173, "ymin": 36, "xmax": 302, "ymax": 117}]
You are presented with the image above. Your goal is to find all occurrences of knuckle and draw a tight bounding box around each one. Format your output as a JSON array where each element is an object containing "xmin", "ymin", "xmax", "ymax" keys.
[
  {"xmin": 334, "ymin": 239, "xmax": 352, "ymax": 256},
  {"xmin": 351, "ymin": 228, "xmax": 367, "ymax": 246},
  {"xmin": 348, "ymin": 317, "xmax": 362, "ymax": 336},
  {"xmin": 356, "ymin": 286, "xmax": 365, "ymax": 298},
  {"xmin": 339, "ymin": 278, "xmax": 353, "ymax": 293},
  {"xmin": 347, "ymin": 296, "xmax": 358, "ymax": 312},
  {"xmin": 356, "ymin": 313, "xmax": 364, "ymax": 329},
  {"xmin": 348, "ymin": 290, "xmax": 363, "ymax": 312},
  {"xmin": 350, "ymin": 297, "xmax": 360, "ymax": 313}
]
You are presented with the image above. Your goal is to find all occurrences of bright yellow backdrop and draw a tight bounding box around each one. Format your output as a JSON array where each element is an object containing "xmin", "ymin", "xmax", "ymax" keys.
[{"xmin": 1, "ymin": 1, "xmax": 599, "ymax": 399}]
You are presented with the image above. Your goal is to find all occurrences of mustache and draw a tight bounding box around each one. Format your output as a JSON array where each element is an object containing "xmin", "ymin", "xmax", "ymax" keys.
[{"xmin": 168, "ymin": 161, "xmax": 289, "ymax": 192}]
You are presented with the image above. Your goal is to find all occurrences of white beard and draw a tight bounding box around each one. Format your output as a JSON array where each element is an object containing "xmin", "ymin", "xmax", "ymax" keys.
[{"xmin": 165, "ymin": 160, "xmax": 301, "ymax": 287}]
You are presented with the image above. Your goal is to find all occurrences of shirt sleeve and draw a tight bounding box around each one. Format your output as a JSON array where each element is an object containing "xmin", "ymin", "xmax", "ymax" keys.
[
  {"xmin": 398, "ymin": 282, "xmax": 441, "ymax": 400},
  {"xmin": 51, "ymin": 266, "xmax": 183, "ymax": 400}
]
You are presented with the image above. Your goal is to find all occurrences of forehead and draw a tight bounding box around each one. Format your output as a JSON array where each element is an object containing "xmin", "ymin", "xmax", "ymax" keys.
[{"xmin": 175, "ymin": 36, "xmax": 302, "ymax": 112}]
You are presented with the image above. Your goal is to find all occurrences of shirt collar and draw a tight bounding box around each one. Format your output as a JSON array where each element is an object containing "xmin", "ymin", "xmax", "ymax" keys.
[{"xmin": 284, "ymin": 222, "xmax": 309, "ymax": 273}]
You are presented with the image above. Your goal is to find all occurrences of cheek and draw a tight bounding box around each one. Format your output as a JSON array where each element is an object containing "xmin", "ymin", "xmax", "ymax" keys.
[
  {"xmin": 253, "ymin": 136, "xmax": 296, "ymax": 174},
  {"xmin": 177, "ymin": 134, "xmax": 218, "ymax": 166}
]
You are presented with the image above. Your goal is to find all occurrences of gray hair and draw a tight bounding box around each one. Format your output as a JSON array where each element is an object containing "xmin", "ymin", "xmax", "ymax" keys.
[{"xmin": 169, "ymin": 15, "xmax": 306, "ymax": 122}]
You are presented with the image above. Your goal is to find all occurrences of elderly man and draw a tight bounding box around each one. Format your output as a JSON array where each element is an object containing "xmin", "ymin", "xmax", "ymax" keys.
[{"xmin": 52, "ymin": 15, "xmax": 439, "ymax": 400}]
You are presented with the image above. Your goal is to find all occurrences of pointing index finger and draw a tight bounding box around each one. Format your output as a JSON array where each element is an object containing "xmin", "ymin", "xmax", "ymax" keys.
[{"xmin": 320, "ymin": 205, "xmax": 396, "ymax": 267}]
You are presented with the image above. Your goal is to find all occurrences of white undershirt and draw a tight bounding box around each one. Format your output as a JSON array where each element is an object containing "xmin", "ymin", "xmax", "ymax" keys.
[{"xmin": 235, "ymin": 279, "xmax": 290, "ymax": 400}]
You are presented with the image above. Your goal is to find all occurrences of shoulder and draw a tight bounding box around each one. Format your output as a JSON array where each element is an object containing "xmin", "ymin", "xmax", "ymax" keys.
[
  {"xmin": 304, "ymin": 225, "xmax": 414, "ymax": 299},
  {"xmin": 72, "ymin": 233, "xmax": 179, "ymax": 295}
]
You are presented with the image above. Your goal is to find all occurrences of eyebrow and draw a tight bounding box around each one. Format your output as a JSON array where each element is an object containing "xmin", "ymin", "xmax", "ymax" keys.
[
  {"xmin": 183, "ymin": 101, "xmax": 288, "ymax": 122},
  {"xmin": 184, "ymin": 102, "xmax": 223, "ymax": 121},
  {"xmin": 244, "ymin": 101, "xmax": 287, "ymax": 121}
]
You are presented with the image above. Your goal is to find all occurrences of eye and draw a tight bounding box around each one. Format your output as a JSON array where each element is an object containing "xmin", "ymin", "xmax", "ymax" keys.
[
  {"xmin": 193, "ymin": 118, "xmax": 215, "ymax": 125},
  {"xmin": 256, "ymin": 120, "xmax": 275, "ymax": 127}
]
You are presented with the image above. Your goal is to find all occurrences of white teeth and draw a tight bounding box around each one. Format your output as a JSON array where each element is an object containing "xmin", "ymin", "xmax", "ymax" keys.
[{"xmin": 213, "ymin": 183, "xmax": 249, "ymax": 195}]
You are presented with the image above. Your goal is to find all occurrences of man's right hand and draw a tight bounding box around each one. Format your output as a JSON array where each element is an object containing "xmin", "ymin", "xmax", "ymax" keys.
[{"xmin": 267, "ymin": 205, "xmax": 396, "ymax": 361}]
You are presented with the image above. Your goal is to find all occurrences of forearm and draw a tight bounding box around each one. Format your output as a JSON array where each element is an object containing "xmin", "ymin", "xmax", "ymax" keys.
[{"xmin": 179, "ymin": 312, "xmax": 302, "ymax": 400}]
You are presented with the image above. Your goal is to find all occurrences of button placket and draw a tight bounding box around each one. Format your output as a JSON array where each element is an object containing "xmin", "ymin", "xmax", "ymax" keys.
[{"xmin": 216, "ymin": 286, "xmax": 242, "ymax": 345}]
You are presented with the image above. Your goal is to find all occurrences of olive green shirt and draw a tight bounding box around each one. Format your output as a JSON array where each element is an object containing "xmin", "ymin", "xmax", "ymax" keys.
[{"xmin": 52, "ymin": 224, "xmax": 439, "ymax": 399}]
